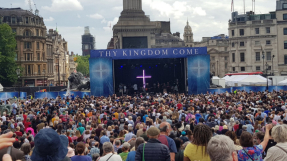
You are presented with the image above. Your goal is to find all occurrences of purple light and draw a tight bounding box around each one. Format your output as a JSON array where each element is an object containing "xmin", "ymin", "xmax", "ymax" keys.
[{"xmin": 136, "ymin": 70, "xmax": 151, "ymax": 88}]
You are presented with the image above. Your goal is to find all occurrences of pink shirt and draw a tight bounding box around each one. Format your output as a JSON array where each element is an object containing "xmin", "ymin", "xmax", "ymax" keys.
[{"xmin": 26, "ymin": 127, "xmax": 35, "ymax": 137}]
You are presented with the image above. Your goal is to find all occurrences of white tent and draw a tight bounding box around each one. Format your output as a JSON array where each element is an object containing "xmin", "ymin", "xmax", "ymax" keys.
[
  {"xmin": 224, "ymin": 75, "xmax": 271, "ymax": 86},
  {"xmin": 0, "ymin": 83, "xmax": 3, "ymax": 92},
  {"xmin": 278, "ymin": 79, "xmax": 287, "ymax": 86}
]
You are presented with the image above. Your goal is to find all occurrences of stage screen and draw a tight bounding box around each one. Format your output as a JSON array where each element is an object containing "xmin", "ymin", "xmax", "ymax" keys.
[
  {"xmin": 122, "ymin": 37, "xmax": 148, "ymax": 49},
  {"xmin": 114, "ymin": 58, "xmax": 185, "ymax": 94}
]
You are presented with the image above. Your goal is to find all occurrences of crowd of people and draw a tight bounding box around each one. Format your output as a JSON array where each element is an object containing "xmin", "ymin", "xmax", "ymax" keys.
[{"xmin": 0, "ymin": 89, "xmax": 287, "ymax": 161}]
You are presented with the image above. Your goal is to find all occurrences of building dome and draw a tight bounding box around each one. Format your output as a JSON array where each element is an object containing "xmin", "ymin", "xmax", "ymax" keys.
[{"xmin": 184, "ymin": 21, "xmax": 192, "ymax": 32}]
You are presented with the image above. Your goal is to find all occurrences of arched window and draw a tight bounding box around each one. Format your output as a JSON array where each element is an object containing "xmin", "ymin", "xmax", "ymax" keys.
[{"xmin": 23, "ymin": 30, "xmax": 32, "ymax": 36}]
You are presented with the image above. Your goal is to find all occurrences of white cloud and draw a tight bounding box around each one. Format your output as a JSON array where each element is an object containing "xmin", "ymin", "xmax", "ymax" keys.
[
  {"xmin": 77, "ymin": 14, "xmax": 81, "ymax": 18},
  {"xmin": 42, "ymin": 0, "xmax": 83, "ymax": 12},
  {"xmin": 101, "ymin": 19, "xmax": 107, "ymax": 24},
  {"xmin": 87, "ymin": 13, "xmax": 104, "ymax": 19},
  {"xmin": 44, "ymin": 17, "xmax": 54, "ymax": 22},
  {"xmin": 193, "ymin": 7, "xmax": 206, "ymax": 16}
]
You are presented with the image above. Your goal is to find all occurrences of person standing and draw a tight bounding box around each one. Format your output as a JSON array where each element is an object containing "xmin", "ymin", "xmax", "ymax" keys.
[
  {"xmin": 135, "ymin": 127, "xmax": 170, "ymax": 161},
  {"xmin": 158, "ymin": 122, "xmax": 177, "ymax": 161}
]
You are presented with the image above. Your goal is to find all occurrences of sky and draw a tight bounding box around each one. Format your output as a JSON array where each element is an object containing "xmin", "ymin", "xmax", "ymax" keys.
[{"xmin": 2, "ymin": 0, "xmax": 276, "ymax": 55}]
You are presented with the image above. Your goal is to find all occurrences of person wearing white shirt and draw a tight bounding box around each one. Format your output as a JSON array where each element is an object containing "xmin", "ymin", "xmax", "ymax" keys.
[{"xmin": 1, "ymin": 112, "xmax": 6, "ymax": 122}]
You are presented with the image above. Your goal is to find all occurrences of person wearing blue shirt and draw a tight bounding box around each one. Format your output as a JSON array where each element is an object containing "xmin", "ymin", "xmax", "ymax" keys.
[
  {"xmin": 126, "ymin": 137, "xmax": 145, "ymax": 161},
  {"xmin": 143, "ymin": 113, "xmax": 148, "ymax": 123},
  {"xmin": 100, "ymin": 131, "xmax": 110, "ymax": 145}
]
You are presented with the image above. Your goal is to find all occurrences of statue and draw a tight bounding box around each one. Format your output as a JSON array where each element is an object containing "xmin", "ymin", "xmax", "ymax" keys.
[
  {"xmin": 0, "ymin": 105, "xmax": 12, "ymax": 115},
  {"xmin": 68, "ymin": 72, "xmax": 90, "ymax": 91}
]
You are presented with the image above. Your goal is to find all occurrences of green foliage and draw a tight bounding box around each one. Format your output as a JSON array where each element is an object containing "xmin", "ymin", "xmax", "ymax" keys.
[
  {"xmin": 0, "ymin": 24, "xmax": 19, "ymax": 87},
  {"xmin": 75, "ymin": 55, "xmax": 90, "ymax": 76}
]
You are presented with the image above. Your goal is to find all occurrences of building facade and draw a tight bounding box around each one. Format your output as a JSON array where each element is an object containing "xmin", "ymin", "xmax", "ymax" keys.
[
  {"xmin": 46, "ymin": 29, "xmax": 69, "ymax": 86},
  {"xmin": 0, "ymin": 7, "xmax": 51, "ymax": 86},
  {"xmin": 183, "ymin": 20, "xmax": 194, "ymax": 47},
  {"xmin": 82, "ymin": 26, "xmax": 95, "ymax": 56},
  {"xmin": 228, "ymin": 0, "xmax": 287, "ymax": 76}
]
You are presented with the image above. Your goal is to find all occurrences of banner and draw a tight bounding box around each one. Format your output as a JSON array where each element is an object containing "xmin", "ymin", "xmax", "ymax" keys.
[
  {"xmin": 187, "ymin": 55, "xmax": 210, "ymax": 94},
  {"xmin": 90, "ymin": 47, "xmax": 207, "ymax": 60},
  {"xmin": 89, "ymin": 58, "xmax": 114, "ymax": 97},
  {"xmin": 0, "ymin": 92, "xmax": 18, "ymax": 101}
]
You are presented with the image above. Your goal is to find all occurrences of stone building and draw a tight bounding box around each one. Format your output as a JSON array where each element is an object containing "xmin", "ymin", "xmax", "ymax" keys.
[
  {"xmin": 69, "ymin": 52, "xmax": 77, "ymax": 74},
  {"xmin": 183, "ymin": 20, "xmax": 194, "ymax": 47},
  {"xmin": 228, "ymin": 0, "xmax": 287, "ymax": 76},
  {"xmin": 0, "ymin": 7, "xmax": 51, "ymax": 86},
  {"xmin": 193, "ymin": 34, "xmax": 229, "ymax": 77},
  {"xmin": 107, "ymin": 0, "xmax": 184, "ymax": 49},
  {"xmin": 46, "ymin": 29, "xmax": 69, "ymax": 86}
]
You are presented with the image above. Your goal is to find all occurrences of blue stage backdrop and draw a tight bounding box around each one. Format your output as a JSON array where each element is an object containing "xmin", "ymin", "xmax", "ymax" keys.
[
  {"xmin": 187, "ymin": 55, "xmax": 210, "ymax": 94},
  {"xmin": 0, "ymin": 92, "xmax": 19, "ymax": 101},
  {"xmin": 35, "ymin": 92, "xmax": 59, "ymax": 99},
  {"xmin": 58, "ymin": 91, "xmax": 91, "ymax": 98},
  {"xmin": 89, "ymin": 58, "xmax": 114, "ymax": 96},
  {"xmin": 90, "ymin": 47, "xmax": 208, "ymax": 96}
]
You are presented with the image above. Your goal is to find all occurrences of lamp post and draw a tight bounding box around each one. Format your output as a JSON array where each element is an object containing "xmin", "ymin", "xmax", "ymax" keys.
[
  {"xmin": 262, "ymin": 52, "xmax": 265, "ymax": 75},
  {"xmin": 217, "ymin": 60, "xmax": 219, "ymax": 77},
  {"xmin": 42, "ymin": 69, "xmax": 46, "ymax": 86},
  {"xmin": 16, "ymin": 68, "xmax": 21, "ymax": 104},
  {"xmin": 272, "ymin": 55, "xmax": 275, "ymax": 76},
  {"xmin": 266, "ymin": 62, "xmax": 269, "ymax": 90}
]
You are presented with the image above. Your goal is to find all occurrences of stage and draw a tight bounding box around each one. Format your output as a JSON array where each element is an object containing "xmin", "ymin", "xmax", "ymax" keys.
[{"xmin": 89, "ymin": 47, "xmax": 209, "ymax": 96}]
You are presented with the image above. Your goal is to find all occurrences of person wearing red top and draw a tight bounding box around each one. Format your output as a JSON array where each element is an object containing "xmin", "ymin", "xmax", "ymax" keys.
[
  {"xmin": 24, "ymin": 118, "xmax": 31, "ymax": 132},
  {"xmin": 233, "ymin": 122, "xmax": 239, "ymax": 132},
  {"xmin": 15, "ymin": 127, "xmax": 23, "ymax": 137},
  {"xmin": 177, "ymin": 102, "xmax": 183, "ymax": 110},
  {"xmin": 66, "ymin": 132, "xmax": 73, "ymax": 144},
  {"xmin": 22, "ymin": 113, "xmax": 27, "ymax": 124}
]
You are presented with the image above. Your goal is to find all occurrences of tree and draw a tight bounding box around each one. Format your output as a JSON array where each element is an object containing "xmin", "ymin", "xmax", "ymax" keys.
[
  {"xmin": 75, "ymin": 55, "xmax": 90, "ymax": 76},
  {"xmin": 0, "ymin": 24, "xmax": 19, "ymax": 87}
]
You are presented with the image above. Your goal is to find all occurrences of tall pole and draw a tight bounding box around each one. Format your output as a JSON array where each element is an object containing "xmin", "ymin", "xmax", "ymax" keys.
[
  {"xmin": 272, "ymin": 55, "xmax": 275, "ymax": 76},
  {"xmin": 58, "ymin": 57, "xmax": 60, "ymax": 86}
]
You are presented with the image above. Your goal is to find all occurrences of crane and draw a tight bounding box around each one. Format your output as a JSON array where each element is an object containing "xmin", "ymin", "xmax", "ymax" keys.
[{"xmin": 28, "ymin": 0, "xmax": 33, "ymax": 13}]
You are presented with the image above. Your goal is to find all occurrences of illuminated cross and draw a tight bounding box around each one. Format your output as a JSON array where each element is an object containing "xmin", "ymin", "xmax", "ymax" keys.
[
  {"xmin": 136, "ymin": 70, "xmax": 151, "ymax": 88},
  {"xmin": 94, "ymin": 62, "xmax": 109, "ymax": 79},
  {"xmin": 190, "ymin": 60, "xmax": 208, "ymax": 77}
]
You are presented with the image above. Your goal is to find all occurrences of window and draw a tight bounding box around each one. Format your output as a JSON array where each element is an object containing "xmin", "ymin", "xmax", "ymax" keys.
[
  {"xmin": 36, "ymin": 19, "xmax": 38, "ymax": 25},
  {"xmin": 240, "ymin": 53, "xmax": 245, "ymax": 62},
  {"xmin": 255, "ymin": 41, "xmax": 260, "ymax": 46},
  {"xmin": 36, "ymin": 29, "xmax": 39, "ymax": 36},
  {"xmin": 241, "ymin": 67, "xmax": 245, "ymax": 71},
  {"xmin": 266, "ymin": 40, "xmax": 271, "ymax": 45},
  {"xmin": 25, "ymin": 53, "xmax": 31, "ymax": 61},
  {"xmin": 24, "ymin": 42, "xmax": 32, "ymax": 49},
  {"xmin": 27, "ymin": 65, "xmax": 31, "ymax": 74},
  {"xmin": 285, "ymin": 55, "xmax": 287, "ymax": 64},
  {"xmin": 15, "ymin": 53, "xmax": 17, "ymax": 61},
  {"xmin": 284, "ymin": 14, "xmax": 287, "ymax": 20},
  {"xmin": 284, "ymin": 28, "xmax": 287, "ymax": 35},
  {"xmin": 232, "ymin": 53, "xmax": 235, "ymax": 62},
  {"xmin": 37, "ymin": 53, "xmax": 40, "ymax": 61},
  {"xmin": 24, "ymin": 30, "xmax": 31, "ymax": 36},
  {"xmin": 256, "ymin": 52, "xmax": 260, "ymax": 61},
  {"xmin": 232, "ymin": 42, "xmax": 235, "ymax": 47},
  {"xmin": 225, "ymin": 63, "xmax": 228, "ymax": 69},
  {"xmin": 267, "ymin": 66, "xmax": 271, "ymax": 70},
  {"xmin": 25, "ymin": 17, "xmax": 28, "ymax": 24},
  {"xmin": 266, "ymin": 27, "xmax": 270, "ymax": 33},
  {"xmin": 240, "ymin": 42, "xmax": 244, "ymax": 46},
  {"xmin": 233, "ymin": 67, "xmax": 235, "ymax": 71},
  {"xmin": 283, "ymin": 3, "xmax": 287, "ymax": 9},
  {"xmin": 38, "ymin": 65, "xmax": 41, "ymax": 75},
  {"xmin": 232, "ymin": 30, "xmax": 234, "ymax": 36},
  {"xmin": 256, "ymin": 66, "xmax": 260, "ymax": 71},
  {"xmin": 284, "ymin": 41, "xmax": 287, "ymax": 49},
  {"xmin": 12, "ymin": 28, "xmax": 16, "ymax": 33},
  {"xmin": 211, "ymin": 56, "xmax": 215, "ymax": 60},
  {"xmin": 267, "ymin": 52, "xmax": 271, "ymax": 60},
  {"xmin": 37, "ymin": 42, "xmax": 40, "ymax": 50},
  {"xmin": 225, "ymin": 56, "xmax": 228, "ymax": 61},
  {"xmin": 11, "ymin": 17, "xmax": 16, "ymax": 24},
  {"xmin": 240, "ymin": 29, "xmax": 244, "ymax": 36},
  {"xmin": 255, "ymin": 28, "xmax": 259, "ymax": 34},
  {"xmin": 225, "ymin": 47, "xmax": 227, "ymax": 51}
]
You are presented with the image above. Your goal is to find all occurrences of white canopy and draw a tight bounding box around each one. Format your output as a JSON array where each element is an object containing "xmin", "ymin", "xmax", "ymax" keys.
[
  {"xmin": 278, "ymin": 79, "xmax": 287, "ymax": 86},
  {"xmin": 224, "ymin": 75, "xmax": 271, "ymax": 86},
  {"xmin": 0, "ymin": 83, "xmax": 3, "ymax": 92}
]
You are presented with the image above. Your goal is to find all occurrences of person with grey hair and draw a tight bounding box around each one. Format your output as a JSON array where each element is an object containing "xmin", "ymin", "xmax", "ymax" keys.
[
  {"xmin": 207, "ymin": 135, "xmax": 238, "ymax": 161},
  {"xmin": 264, "ymin": 124, "xmax": 287, "ymax": 161},
  {"xmin": 99, "ymin": 142, "xmax": 122, "ymax": 161},
  {"xmin": 20, "ymin": 143, "xmax": 31, "ymax": 161}
]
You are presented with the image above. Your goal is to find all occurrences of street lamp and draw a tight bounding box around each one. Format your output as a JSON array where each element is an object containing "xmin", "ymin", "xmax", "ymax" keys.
[
  {"xmin": 272, "ymin": 55, "xmax": 275, "ymax": 76},
  {"xmin": 217, "ymin": 60, "xmax": 219, "ymax": 77},
  {"xmin": 42, "ymin": 69, "xmax": 46, "ymax": 86},
  {"xmin": 266, "ymin": 62, "xmax": 269, "ymax": 90},
  {"xmin": 16, "ymin": 67, "xmax": 21, "ymax": 104},
  {"xmin": 262, "ymin": 51, "xmax": 265, "ymax": 75}
]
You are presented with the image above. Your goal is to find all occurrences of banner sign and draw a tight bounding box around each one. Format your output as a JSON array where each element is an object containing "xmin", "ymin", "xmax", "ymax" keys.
[{"xmin": 90, "ymin": 47, "xmax": 207, "ymax": 60}]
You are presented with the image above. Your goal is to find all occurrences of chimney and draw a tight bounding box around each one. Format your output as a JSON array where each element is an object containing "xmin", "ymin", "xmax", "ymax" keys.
[{"xmin": 71, "ymin": 52, "xmax": 74, "ymax": 56}]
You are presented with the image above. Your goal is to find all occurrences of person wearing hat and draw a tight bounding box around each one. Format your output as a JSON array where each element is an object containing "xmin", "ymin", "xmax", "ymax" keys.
[
  {"xmin": 180, "ymin": 131, "xmax": 189, "ymax": 143},
  {"xmin": 31, "ymin": 128, "xmax": 70, "ymax": 161},
  {"xmin": 135, "ymin": 127, "xmax": 170, "ymax": 161}
]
